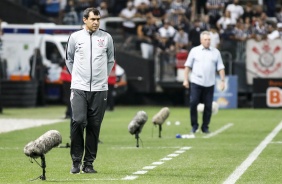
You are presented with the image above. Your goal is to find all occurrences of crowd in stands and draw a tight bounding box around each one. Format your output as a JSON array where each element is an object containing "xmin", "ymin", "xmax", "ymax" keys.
[{"xmin": 20, "ymin": 0, "xmax": 282, "ymax": 81}]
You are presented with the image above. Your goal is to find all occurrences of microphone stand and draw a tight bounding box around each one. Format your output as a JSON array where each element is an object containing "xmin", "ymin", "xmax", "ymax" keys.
[
  {"xmin": 58, "ymin": 142, "xmax": 70, "ymax": 148},
  {"xmin": 158, "ymin": 124, "xmax": 162, "ymax": 138},
  {"xmin": 40, "ymin": 155, "xmax": 46, "ymax": 180},
  {"xmin": 30, "ymin": 154, "xmax": 46, "ymax": 181},
  {"xmin": 135, "ymin": 133, "xmax": 139, "ymax": 147}
]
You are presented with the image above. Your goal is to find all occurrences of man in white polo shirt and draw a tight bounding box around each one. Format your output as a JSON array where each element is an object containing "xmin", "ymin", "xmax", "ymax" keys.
[
  {"xmin": 183, "ymin": 31, "xmax": 225, "ymax": 134},
  {"xmin": 226, "ymin": 0, "xmax": 244, "ymax": 21}
]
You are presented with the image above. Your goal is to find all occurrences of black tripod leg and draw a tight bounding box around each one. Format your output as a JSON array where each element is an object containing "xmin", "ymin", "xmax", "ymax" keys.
[
  {"xmin": 159, "ymin": 125, "xmax": 162, "ymax": 138},
  {"xmin": 40, "ymin": 155, "xmax": 46, "ymax": 180},
  {"xmin": 135, "ymin": 133, "xmax": 139, "ymax": 147}
]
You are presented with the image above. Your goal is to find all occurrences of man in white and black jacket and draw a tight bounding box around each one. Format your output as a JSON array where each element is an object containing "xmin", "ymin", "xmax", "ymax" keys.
[{"xmin": 65, "ymin": 7, "xmax": 115, "ymax": 174}]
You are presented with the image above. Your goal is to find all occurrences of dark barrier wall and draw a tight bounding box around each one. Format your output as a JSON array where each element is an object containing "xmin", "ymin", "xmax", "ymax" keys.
[
  {"xmin": 233, "ymin": 62, "xmax": 252, "ymax": 93},
  {"xmin": 0, "ymin": 0, "xmax": 50, "ymax": 24},
  {"xmin": 116, "ymin": 51, "xmax": 155, "ymax": 93},
  {"xmin": 1, "ymin": 80, "xmax": 38, "ymax": 107},
  {"xmin": 0, "ymin": 79, "xmax": 2, "ymax": 113}
]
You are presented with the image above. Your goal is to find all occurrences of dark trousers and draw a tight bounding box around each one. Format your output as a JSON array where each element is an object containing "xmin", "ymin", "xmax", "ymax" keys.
[
  {"xmin": 209, "ymin": 14, "xmax": 221, "ymax": 28},
  {"xmin": 62, "ymin": 82, "xmax": 72, "ymax": 137},
  {"xmin": 196, "ymin": 0, "xmax": 208, "ymax": 15},
  {"xmin": 0, "ymin": 80, "xmax": 2, "ymax": 113},
  {"xmin": 159, "ymin": 52, "xmax": 171, "ymax": 81},
  {"xmin": 62, "ymin": 82, "xmax": 71, "ymax": 118},
  {"xmin": 70, "ymin": 89, "xmax": 107, "ymax": 166},
  {"xmin": 36, "ymin": 80, "xmax": 46, "ymax": 106},
  {"xmin": 190, "ymin": 83, "xmax": 214, "ymax": 132},
  {"xmin": 107, "ymin": 85, "xmax": 115, "ymax": 111}
]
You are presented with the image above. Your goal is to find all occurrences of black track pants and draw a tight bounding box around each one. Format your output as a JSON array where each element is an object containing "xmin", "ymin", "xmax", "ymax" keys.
[{"xmin": 70, "ymin": 89, "xmax": 107, "ymax": 165}]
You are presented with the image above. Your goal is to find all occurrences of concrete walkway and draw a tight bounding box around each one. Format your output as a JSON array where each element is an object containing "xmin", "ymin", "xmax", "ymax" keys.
[{"xmin": 0, "ymin": 118, "xmax": 64, "ymax": 134}]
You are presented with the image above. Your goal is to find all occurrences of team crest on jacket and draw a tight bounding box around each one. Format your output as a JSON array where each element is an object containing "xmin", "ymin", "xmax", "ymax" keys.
[{"xmin": 97, "ymin": 39, "xmax": 104, "ymax": 47}]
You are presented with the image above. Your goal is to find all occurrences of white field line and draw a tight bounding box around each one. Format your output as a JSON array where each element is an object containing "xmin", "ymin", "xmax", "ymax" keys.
[
  {"xmin": 203, "ymin": 123, "xmax": 234, "ymax": 138},
  {"xmin": 151, "ymin": 161, "xmax": 164, "ymax": 165},
  {"xmin": 133, "ymin": 171, "xmax": 148, "ymax": 175},
  {"xmin": 2, "ymin": 146, "xmax": 183, "ymax": 150},
  {"xmin": 44, "ymin": 147, "xmax": 192, "ymax": 181},
  {"xmin": 0, "ymin": 118, "xmax": 64, "ymax": 133},
  {"xmin": 122, "ymin": 176, "xmax": 139, "ymax": 180},
  {"xmin": 49, "ymin": 178, "xmax": 120, "ymax": 181},
  {"xmin": 111, "ymin": 146, "xmax": 182, "ymax": 149},
  {"xmin": 223, "ymin": 121, "xmax": 282, "ymax": 184},
  {"xmin": 121, "ymin": 146, "xmax": 191, "ymax": 181},
  {"xmin": 142, "ymin": 166, "xmax": 156, "ymax": 170},
  {"xmin": 270, "ymin": 141, "xmax": 282, "ymax": 144},
  {"xmin": 161, "ymin": 157, "xmax": 172, "ymax": 161},
  {"xmin": 0, "ymin": 146, "xmax": 186, "ymax": 151},
  {"xmin": 0, "ymin": 147, "xmax": 20, "ymax": 150}
]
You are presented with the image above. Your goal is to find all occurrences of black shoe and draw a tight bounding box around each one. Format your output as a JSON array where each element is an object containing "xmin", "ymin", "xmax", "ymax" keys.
[
  {"xmin": 70, "ymin": 162, "xmax": 81, "ymax": 174},
  {"xmin": 191, "ymin": 128, "xmax": 198, "ymax": 133},
  {"xmin": 82, "ymin": 165, "xmax": 97, "ymax": 174},
  {"xmin": 202, "ymin": 130, "xmax": 210, "ymax": 134}
]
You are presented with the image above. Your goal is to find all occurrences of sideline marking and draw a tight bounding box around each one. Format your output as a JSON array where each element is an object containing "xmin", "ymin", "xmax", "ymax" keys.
[
  {"xmin": 122, "ymin": 176, "xmax": 139, "ymax": 180},
  {"xmin": 167, "ymin": 153, "xmax": 179, "ymax": 157},
  {"xmin": 161, "ymin": 157, "xmax": 172, "ymax": 161},
  {"xmin": 152, "ymin": 161, "xmax": 164, "ymax": 165},
  {"xmin": 223, "ymin": 121, "xmax": 282, "ymax": 184},
  {"xmin": 121, "ymin": 147, "xmax": 191, "ymax": 181},
  {"xmin": 133, "ymin": 171, "xmax": 148, "ymax": 175},
  {"xmin": 203, "ymin": 123, "xmax": 234, "ymax": 138},
  {"xmin": 142, "ymin": 166, "xmax": 156, "ymax": 170},
  {"xmin": 175, "ymin": 150, "xmax": 185, "ymax": 154},
  {"xmin": 270, "ymin": 141, "xmax": 282, "ymax": 144},
  {"xmin": 181, "ymin": 147, "xmax": 191, "ymax": 150}
]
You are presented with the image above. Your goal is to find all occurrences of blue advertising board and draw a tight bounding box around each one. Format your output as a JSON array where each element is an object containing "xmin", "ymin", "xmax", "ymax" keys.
[{"xmin": 213, "ymin": 75, "xmax": 238, "ymax": 109}]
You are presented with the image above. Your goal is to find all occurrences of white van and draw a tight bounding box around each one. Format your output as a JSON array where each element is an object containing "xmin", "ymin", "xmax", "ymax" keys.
[
  {"xmin": 0, "ymin": 22, "xmax": 127, "ymax": 104},
  {"xmin": 1, "ymin": 23, "xmax": 81, "ymax": 81}
]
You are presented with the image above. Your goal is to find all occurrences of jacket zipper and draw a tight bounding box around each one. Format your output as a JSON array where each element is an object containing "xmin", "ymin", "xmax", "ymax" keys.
[{"xmin": 90, "ymin": 34, "xmax": 92, "ymax": 91}]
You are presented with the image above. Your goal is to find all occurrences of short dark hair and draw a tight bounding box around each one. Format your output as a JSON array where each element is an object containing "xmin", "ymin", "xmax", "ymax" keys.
[{"xmin": 83, "ymin": 7, "xmax": 100, "ymax": 19}]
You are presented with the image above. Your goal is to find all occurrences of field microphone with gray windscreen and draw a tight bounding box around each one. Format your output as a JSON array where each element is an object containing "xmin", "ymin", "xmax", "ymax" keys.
[
  {"xmin": 152, "ymin": 107, "xmax": 170, "ymax": 138},
  {"xmin": 128, "ymin": 111, "xmax": 148, "ymax": 147},
  {"xmin": 23, "ymin": 130, "xmax": 62, "ymax": 180}
]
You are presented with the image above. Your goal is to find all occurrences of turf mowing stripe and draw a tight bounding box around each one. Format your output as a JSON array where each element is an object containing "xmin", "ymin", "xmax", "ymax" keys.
[
  {"xmin": 223, "ymin": 121, "xmax": 282, "ymax": 184},
  {"xmin": 203, "ymin": 123, "xmax": 233, "ymax": 138},
  {"xmin": 121, "ymin": 147, "xmax": 191, "ymax": 181}
]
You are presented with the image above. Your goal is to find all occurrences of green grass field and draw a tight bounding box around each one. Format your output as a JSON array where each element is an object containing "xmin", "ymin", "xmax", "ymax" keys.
[{"xmin": 0, "ymin": 105, "xmax": 281, "ymax": 184}]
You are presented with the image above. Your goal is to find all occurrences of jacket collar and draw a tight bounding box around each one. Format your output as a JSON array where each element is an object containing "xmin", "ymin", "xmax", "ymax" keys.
[
  {"xmin": 200, "ymin": 45, "xmax": 211, "ymax": 50},
  {"xmin": 83, "ymin": 27, "xmax": 99, "ymax": 36}
]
